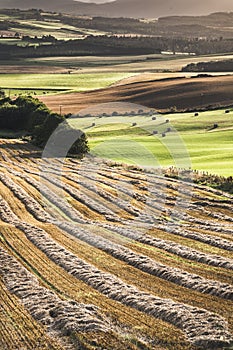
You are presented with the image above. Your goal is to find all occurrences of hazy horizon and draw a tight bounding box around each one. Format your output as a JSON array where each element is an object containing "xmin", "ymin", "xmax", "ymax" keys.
[{"xmin": 75, "ymin": 0, "xmax": 114, "ymax": 3}]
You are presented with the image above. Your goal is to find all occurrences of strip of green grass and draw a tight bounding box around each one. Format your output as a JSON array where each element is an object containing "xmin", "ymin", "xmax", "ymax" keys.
[{"xmin": 0, "ymin": 72, "xmax": 132, "ymax": 95}]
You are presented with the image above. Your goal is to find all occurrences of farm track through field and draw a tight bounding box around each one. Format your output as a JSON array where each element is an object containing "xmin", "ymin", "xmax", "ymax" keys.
[{"xmin": 0, "ymin": 139, "xmax": 232, "ymax": 349}]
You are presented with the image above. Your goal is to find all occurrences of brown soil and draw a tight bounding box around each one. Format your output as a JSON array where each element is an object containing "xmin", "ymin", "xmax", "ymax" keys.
[{"xmin": 40, "ymin": 75, "xmax": 233, "ymax": 114}]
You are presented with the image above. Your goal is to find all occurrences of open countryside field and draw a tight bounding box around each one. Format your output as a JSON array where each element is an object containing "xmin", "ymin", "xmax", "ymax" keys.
[
  {"xmin": 0, "ymin": 139, "xmax": 232, "ymax": 350},
  {"xmin": 1, "ymin": 53, "xmax": 233, "ymax": 74},
  {"xmin": 28, "ymin": 53, "xmax": 233, "ymax": 73},
  {"xmin": 68, "ymin": 108, "xmax": 233, "ymax": 177},
  {"xmin": 37, "ymin": 74, "xmax": 233, "ymax": 176},
  {"xmin": 0, "ymin": 73, "xmax": 133, "ymax": 96},
  {"xmin": 40, "ymin": 75, "xmax": 233, "ymax": 113}
]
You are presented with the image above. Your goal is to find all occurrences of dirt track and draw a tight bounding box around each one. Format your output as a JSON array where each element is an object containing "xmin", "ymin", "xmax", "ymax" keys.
[{"xmin": 40, "ymin": 75, "xmax": 233, "ymax": 114}]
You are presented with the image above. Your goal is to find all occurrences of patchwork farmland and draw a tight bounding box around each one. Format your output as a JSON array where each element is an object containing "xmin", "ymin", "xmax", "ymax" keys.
[{"xmin": 0, "ymin": 139, "xmax": 232, "ymax": 350}]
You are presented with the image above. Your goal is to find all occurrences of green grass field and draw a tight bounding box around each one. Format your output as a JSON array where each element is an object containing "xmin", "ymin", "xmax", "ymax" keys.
[
  {"xmin": 69, "ymin": 109, "xmax": 233, "ymax": 176},
  {"xmin": 0, "ymin": 73, "xmax": 133, "ymax": 96}
]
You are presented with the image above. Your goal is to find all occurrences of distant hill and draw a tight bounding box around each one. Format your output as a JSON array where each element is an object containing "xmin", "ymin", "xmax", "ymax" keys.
[{"xmin": 0, "ymin": 0, "xmax": 233, "ymax": 18}]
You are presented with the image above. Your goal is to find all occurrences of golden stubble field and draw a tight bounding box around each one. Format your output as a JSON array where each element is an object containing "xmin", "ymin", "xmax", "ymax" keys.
[{"xmin": 0, "ymin": 139, "xmax": 232, "ymax": 350}]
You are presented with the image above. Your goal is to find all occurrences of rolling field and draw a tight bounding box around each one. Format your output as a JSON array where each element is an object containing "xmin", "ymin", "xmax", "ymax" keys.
[
  {"xmin": 69, "ymin": 108, "xmax": 233, "ymax": 177},
  {"xmin": 0, "ymin": 139, "xmax": 232, "ymax": 350},
  {"xmin": 1, "ymin": 53, "xmax": 233, "ymax": 75},
  {"xmin": 0, "ymin": 73, "xmax": 133, "ymax": 96},
  {"xmin": 29, "ymin": 53, "xmax": 233, "ymax": 73},
  {"xmin": 40, "ymin": 75, "xmax": 233, "ymax": 113}
]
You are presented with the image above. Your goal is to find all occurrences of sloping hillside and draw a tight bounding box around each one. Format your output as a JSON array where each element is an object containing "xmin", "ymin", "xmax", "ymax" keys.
[
  {"xmin": 0, "ymin": 139, "xmax": 232, "ymax": 349},
  {"xmin": 40, "ymin": 75, "xmax": 233, "ymax": 114}
]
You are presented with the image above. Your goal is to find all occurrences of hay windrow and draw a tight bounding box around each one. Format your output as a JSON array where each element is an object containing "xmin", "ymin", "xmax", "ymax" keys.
[
  {"xmin": 0, "ymin": 141, "xmax": 233, "ymax": 349},
  {"xmin": 0, "ymin": 247, "xmax": 108, "ymax": 336},
  {"xmin": 0, "ymin": 214, "xmax": 230, "ymax": 347}
]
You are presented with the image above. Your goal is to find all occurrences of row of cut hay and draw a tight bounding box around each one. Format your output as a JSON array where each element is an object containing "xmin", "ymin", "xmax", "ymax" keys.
[
  {"xmin": 0, "ymin": 247, "xmax": 108, "ymax": 337},
  {"xmin": 57, "ymin": 221, "xmax": 233, "ymax": 299},
  {"xmin": 1, "ymin": 192, "xmax": 231, "ymax": 347},
  {"xmin": 4, "ymin": 156, "xmax": 233, "ymax": 251},
  {"xmin": 157, "ymin": 223, "xmax": 233, "ymax": 251},
  {"xmin": 76, "ymin": 168, "xmax": 213, "ymax": 226},
  {"xmin": 1, "ymin": 224, "xmax": 194, "ymax": 350},
  {"xmin": 96, "ymin": 164, "xmax": 233, "ymax": 218},
  {"xmin": 185, "ymin": 201, "xmax": 233, "ymax": 223},
  {"xmin": 75, "ymin": 170, "xmax": 233, "ymax": 250},
  {"xmin": 50, "ymin": 176, "xmax": 121, "ymax": 222},
  {"xmin": 76, "ymin": 170, "xmax": 163, "ymax": 216},
  {"xmin": 11, "ymin": 220, "xmax": 233, "ymax": 348},
  {"xmin": 3, "ymin": 161, "xmax": 233, "ymax": 265},
  {"xmin": 2, "ymin": 163, "xmax": 232, "ymax": 271},
  {"xmin": 0, "ymin": 173, "xmax": 51, "ymax": 223},
  {"xmin": 66, "ymin": 174, "xmax": 141, "ymax": 217},
  {"xmin": 1, "ymin": 167, "xmax": 87, "ymax": 224},
  {"xmin": 100, "ymin": 223, "xmax": 233, "ymax": 270},
  {"xmin": 10, "ymin": 159, "xmax": 141, "ymax": 219},
  {"xmin": 0, "ymin": 277, "xmax": 63, "ymax": 350},
  {"xmin": 11, "ymin": 151, "xmax": 233, "ymax": 225}
]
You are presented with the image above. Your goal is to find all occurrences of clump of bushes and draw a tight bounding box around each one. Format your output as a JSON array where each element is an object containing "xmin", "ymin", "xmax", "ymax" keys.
[{"xmin": 0, "ymin": 94, "xmax": 89, "ymax": 156}]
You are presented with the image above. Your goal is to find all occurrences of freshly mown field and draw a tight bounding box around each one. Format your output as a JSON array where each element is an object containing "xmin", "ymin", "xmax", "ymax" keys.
[
  {"xmin": 58, "ymin": 106, "xmax": 233, "ymax": 177},
  {"xmin": 0, "ymin": 139, "xmax": 232, "ymax": 350},
  {"xmin": 0, "ymin": 73, "xmax": 133, "ymax": 96}
]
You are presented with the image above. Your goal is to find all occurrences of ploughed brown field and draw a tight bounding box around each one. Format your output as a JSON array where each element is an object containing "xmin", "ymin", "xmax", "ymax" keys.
[
  {"xmin": 0, "ymin": 139, "xmax": 233, "ymax": 350},
  {"xmin": 40, "ymin": 75, "xmax": 233, "ymax": 114}
]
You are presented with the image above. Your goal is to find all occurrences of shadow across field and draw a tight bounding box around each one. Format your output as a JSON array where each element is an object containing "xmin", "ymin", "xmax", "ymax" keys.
[{"xmin": 40, "ymin": 75, "xmax": 233, "ymax": 115}]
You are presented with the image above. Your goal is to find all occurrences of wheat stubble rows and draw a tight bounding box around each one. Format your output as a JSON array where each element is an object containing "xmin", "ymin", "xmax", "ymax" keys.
[{"xmin": 0, "ymin": 139, "xmax": 232, "ymax": 350}]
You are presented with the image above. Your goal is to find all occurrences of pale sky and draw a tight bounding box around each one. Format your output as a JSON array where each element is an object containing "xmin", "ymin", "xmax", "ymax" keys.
[{"xmin": 78, "ymin": 0, "xmax": 114, "ymax": 3}]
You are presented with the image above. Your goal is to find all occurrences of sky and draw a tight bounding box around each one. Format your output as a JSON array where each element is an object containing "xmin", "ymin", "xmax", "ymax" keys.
[
  {"xmin": 77, "ymin": 0, "xmax": 113, "ymax": 3},
  {"xmin": 80, "ymin": 0, "xmax": 114, "ymax": 3}
]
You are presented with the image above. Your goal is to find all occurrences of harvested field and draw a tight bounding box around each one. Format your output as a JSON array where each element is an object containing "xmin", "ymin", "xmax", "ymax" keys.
[
  {"xmin": 40, "ymin": 75, "xmax": 233, "ymax": 114},
  {"xmin": 0, "ymin": 139, "xmax": 233, "ymax": 350}
]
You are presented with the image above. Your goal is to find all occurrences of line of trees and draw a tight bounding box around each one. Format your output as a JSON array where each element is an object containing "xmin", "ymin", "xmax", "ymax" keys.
[
  {"xmin": 0, "ymin": 94, "xmax": 89, "ymax": 157},
  {"xmin": 0, "ymin": 35, "xmax": 233, "ymax": 59}
]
